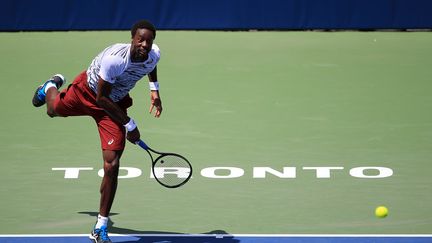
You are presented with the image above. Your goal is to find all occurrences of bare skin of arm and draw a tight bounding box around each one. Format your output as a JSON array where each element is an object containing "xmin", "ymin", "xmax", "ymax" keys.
[
  {"xmin": 147, "ymin": 66, "xmax": 163, "ymax": 117},
  {"xmin": 95, "ymin": 78, "xmax": 140, "ymax": 143}
]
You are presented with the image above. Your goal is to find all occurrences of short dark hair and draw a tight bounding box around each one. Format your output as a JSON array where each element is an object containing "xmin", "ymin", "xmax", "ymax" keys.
[{"xmin": 131, "ymin": 20, "xmax": 156, "ymax": 39}]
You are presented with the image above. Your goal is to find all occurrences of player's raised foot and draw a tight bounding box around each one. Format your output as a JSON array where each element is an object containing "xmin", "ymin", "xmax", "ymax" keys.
[
  {"xmin": 32, "ymin": 74, "xmax": 66, "ymax": 107},
  {"xmin": 90, "ymin": 226, "xmax": 112, "ymax": 243}
]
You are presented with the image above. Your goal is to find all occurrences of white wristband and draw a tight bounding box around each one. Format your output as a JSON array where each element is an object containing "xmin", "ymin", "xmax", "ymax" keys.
[
  {"xmin": 149, "ymin": 81, "xmax": 159, "ymax": 91},
  {"xmin": 124, "ymin": 118, "xmax": 137, "ymax": 132}
]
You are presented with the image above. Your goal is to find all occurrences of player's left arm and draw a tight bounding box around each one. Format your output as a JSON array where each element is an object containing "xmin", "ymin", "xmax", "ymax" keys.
[{"xmin": 148, "ymin": 66, "xmax": 162, "ymax": 118}]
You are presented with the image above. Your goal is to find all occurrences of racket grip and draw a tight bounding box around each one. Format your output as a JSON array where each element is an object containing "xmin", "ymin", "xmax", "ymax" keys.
[{"xmin": 136, "ymin": 140, "xmax": 149, "ymax": 150}]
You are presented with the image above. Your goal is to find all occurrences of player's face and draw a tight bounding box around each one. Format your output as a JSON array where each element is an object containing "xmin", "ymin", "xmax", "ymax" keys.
[{"xmin": 131, "ymin": 28, "xmax": 154, "ymax": 62}]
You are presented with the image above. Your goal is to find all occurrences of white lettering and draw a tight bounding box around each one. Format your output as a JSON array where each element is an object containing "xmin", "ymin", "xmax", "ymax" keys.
[
  {"xmin": 253, "ymin": 167, "xmax": 296, "ymax": 178},
  {"xmin": 51, "ymin": 165, "xmax": 395, "ymax": 180},
  {"xmin": 151, "ymin": 167, "xmax": 191, "ymax": 178},
  {"xmin": 349, "ymin": 167, "xmax": 393, "ymax": 178},
  {"xmin": 201, "ymin": 167, "xmax": 244, "ymax": 178},
  {"xmin": 303, "ymin": 167, "xmax": 344, "ymax": 178},
  {"xmin": 52, "ymin": 167, "xmax": 93, "ymax": 179},
  {"xmin": 98, "ymin": 167, "xmax": 142, "ymax": 179}
]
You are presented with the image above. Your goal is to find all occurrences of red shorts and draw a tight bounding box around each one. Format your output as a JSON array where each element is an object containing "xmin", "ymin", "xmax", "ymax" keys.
[{"xmin": 54, "ymin": 71, "xmax": 132, "ymax": 151}]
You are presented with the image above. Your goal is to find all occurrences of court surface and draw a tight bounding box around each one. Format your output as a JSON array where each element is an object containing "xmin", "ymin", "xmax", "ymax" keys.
[
  {"xmin": 1, "ymin": 234, "xmax": 432, "ymax": 243},
  {"xmin": 0, "ymin": 30, "xmax": 431, "ymax": 242}
]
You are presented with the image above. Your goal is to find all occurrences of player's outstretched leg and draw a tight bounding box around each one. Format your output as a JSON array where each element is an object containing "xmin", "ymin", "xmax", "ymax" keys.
[{"xmin": 32, "ymin": 74, "xmax": 66, "ymax": 107}]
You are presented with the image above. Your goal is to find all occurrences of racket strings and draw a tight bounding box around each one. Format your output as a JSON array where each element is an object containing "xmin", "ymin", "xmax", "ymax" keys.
[{"xmin": 153, "ymin": 154, "xmax": 192, "ymax": 187}]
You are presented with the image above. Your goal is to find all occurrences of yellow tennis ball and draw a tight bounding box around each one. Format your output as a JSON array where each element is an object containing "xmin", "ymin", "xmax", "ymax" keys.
[{"xmin": 375, "ymin": 206, "xmax": 388, "ymax": 218}]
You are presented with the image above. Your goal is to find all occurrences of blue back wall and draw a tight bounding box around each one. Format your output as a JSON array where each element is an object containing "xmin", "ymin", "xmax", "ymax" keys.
[{"xmin": 1, "ymin": 0, "xmax": 431, "ymax": 31}]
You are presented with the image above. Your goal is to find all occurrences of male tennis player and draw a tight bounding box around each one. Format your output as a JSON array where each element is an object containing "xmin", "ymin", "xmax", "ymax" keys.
[{"xmin": 31, "ymin": 20, "xmax": 162, "ymax": 243}]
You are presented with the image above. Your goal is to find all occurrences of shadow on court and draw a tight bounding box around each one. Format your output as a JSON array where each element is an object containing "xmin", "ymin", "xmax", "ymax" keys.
[
  {"xmin": 116, "ymin": 234, "xmax": 240, "ymax": 243},
  {"xmin": 78, "ymin": 212, "xmax": 240, "ymax": 243}
]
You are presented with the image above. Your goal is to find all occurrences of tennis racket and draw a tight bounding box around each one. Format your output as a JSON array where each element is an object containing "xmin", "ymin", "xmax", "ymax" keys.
[{"xmin": 135, "ymin": 139, "xmax": 192, "ymax": 188}]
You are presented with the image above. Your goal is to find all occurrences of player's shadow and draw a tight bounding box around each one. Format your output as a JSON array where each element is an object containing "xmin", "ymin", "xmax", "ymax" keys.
[
  {"xmin": 78, "ymin": 212, "xmax": 240, "ymax": 243},
  {"xmin": 117, "ymin": 231, "xmax": 240, "ymax": 243}
]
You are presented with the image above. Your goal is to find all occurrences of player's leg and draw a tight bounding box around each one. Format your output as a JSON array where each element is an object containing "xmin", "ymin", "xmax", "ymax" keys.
[
  {"xmin": 32, "ymin": 74, "xmax": 66, "ymax": 115},
  {"xmin": 99, "ymin": 149, "xmax": 123, "ymax": 217},
  {"xmin": 45, "ymin": 87, "xmax": 60, "ymax": 117},
  {"xmin": 91, "ymin": 115, "xmax": 127, "ymax": 243},
  {"xmin": 90, "ymin": 149, "xmax": 122, "ymax": 243}
]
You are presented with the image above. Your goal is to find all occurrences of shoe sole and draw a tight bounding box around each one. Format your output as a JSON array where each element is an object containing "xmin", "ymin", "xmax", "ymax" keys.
[
  {"xmin": 89, "ymin": 233, "xmax": 97, "ymax": 243},
  {"xmin": 32, "ymin": 85, "xmax": 45, "ymax": 107},
  {"xmin": 52, "ymin": 74, "xmax": 66, "ymax": 88}
]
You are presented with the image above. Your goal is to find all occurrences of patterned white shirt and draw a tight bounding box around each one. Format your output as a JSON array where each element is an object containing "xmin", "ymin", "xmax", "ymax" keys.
[{"xmin": 86, "ymin": 43, "xmax": 160, "ymax": 102}]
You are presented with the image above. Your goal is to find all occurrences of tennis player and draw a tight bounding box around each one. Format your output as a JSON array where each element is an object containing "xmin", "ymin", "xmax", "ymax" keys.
[{"xmin": 31, "ymin": 20, "xmax": 162, "ymax": 243}]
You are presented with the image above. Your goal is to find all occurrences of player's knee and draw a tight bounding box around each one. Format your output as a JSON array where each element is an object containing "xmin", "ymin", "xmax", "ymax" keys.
[
  {"xmin": 104, "ymin": 159, "xmax": 120, "ymax": 177},
  {"xmin": 105, "ymin": 164, "xmax": 119, "ymax": 178},
  {"xmin": 46, "ymin": 110, "xmax": 55, "ymax": 117},
  {"xmin": 102, "ymin": 150, "xmax": 122, "ymax": 177},
  {"xmin": 46, "ymin": 107, "xmax": 58, "ymax": 117}
]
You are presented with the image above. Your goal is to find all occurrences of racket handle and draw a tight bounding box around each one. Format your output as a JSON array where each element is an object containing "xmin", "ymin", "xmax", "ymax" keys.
[{"xmin": 136, "ymin": 140, "xmax": 149, "ymax": 150}]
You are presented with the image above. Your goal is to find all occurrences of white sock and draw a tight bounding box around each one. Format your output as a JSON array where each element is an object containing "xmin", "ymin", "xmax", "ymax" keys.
[
  {"xmin": 44, "ymin": 82, "xmax": 57, "ymax": 93},
  {"xmin": 95, "ymin": 214, "xmax": 109, "ymax": 229}
]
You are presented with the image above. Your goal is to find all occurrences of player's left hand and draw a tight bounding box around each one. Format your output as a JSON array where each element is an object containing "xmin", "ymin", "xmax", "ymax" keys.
[{"xmin": 149, "ymin": 91, "xmax": 162, "ymax": 118}]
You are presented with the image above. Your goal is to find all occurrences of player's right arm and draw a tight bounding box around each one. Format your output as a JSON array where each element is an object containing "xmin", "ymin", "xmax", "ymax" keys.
[
  {"xmin": 95, "ymin": 78, "xmax": 140, "ymax": 143},
  {"xmin": 96, "ymin": 54, "xmax": 140, "ymax": 143}
]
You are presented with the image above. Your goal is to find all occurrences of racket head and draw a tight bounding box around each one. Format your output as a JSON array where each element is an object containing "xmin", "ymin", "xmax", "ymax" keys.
[{"xmin": 152, "ymin": 153, "xmax": 192, "ymax": 188}]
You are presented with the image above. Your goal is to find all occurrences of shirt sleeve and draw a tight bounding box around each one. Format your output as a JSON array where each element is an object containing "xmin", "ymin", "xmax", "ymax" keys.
[
  {"xmin": 152, "ymin": 44, "xmax": 161, "ymax": 63},
  {"xmin": 98, "ymin": 55, "xmax": 124, "ymax": 83}
]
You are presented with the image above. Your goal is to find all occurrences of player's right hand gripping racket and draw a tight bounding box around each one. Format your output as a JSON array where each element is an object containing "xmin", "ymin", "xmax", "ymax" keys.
[{"xmin": 136, "ymin": 139, "xmax": 192, "ymax": 188}]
